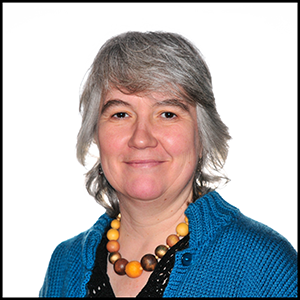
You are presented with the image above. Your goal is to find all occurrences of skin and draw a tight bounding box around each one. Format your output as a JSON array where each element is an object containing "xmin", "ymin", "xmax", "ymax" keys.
[{"xmin": 96, "ymin": 87, "xmax": 201, "ymax": 296}]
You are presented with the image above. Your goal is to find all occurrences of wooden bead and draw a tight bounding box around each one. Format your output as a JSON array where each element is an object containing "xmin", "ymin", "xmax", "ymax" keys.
[
  {"xmin": 166, "ymin": 234, "xmax": 180, "ymax": 247},
  {"xmin": 116, "ymin": 213, "xmax": 121, "ymax": 221},
  {"xmin": 107, "ymin": 212, "xmax": 189, "ymax": 278},
  {"xmin": 107, "ymin": 228, "xmax": 119, "ymax": 241},
  {"xmin": 106, "ymin": 240, "xmax": 120, "ymax": 253},
  {"xmin": 125, "ymin": 261, "xmax": 143, "ymax": 278},
  {"xmin": 185, "ymin": 216, "xmax": 189, "ymax": 225},
  {"xmin": 176, "ymin": 222, "xmax": 189, "ymax": 237},
  {"xmin": 109, "ymin": 252, "xmax": 121, "ymax": 264},
  {"xmin": 114, "ymin": 258, "xmax": 128, "ymax": 275},
  {"xmin": 155, "ymin": 245, "xmax": 168, "ymax": 258},
  {"xmin": 141, "ymin": 254, "xmax": 157, "ymax": 271},
  {"xmin": 111, "ymin": 219, "xmax": 120, "ymax": 230}
]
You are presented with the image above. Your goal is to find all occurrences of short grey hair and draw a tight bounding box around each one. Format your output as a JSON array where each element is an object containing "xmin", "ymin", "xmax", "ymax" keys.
[{"xmin": 77, "ymin": 31, "xmax": 231, "ymax": 217}]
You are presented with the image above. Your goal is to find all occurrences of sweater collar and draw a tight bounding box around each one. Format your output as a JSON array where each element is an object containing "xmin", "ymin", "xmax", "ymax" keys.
[
  {"xmin": 185, "ymin": 191, "xmax": 240, "ymax": 248},
  {"xmin": 85, "ymin": 191, "xmax": 239, "ymax": 269}
]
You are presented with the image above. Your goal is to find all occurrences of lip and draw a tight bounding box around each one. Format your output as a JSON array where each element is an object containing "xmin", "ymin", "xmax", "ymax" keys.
[{"xmin": 124, "ymin": 160, "xmax": 166, "ymax": 168}]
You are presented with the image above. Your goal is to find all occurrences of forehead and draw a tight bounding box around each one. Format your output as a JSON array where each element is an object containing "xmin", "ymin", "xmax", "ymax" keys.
[{"xmin": 103, "ymin": 87, "xmax": 188, "ymax": 105}]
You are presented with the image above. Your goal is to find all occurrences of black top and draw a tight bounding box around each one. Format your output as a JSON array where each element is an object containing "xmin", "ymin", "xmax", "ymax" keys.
[{"xmin": 86, "ymin": 227, "xmax": 189, "ymax": 298}]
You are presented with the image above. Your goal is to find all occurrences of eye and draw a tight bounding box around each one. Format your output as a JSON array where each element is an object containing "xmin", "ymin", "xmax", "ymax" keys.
[
  {"xmin": 161, "ymin": 112, "xmax": 177, "ymax": 119},
  {"xmin": 112, "ymin": 112, "xmax": 129, "ymax": 119}
]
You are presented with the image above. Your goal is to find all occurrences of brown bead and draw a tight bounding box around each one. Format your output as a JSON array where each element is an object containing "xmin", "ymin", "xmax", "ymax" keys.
[
  {"xmin": 109, "ymin": 252, "xmax": 121, "ymax": 264},
  {"xmin": 106, "ymin": 240, "xmax": 120, "ymax": 253},
  {"xmin": 114, "ymin": 258, "xmax": 128, "ymax": 275},
  {"xmin": 141, "ymin": 254, "xmax": 158, "ymax": 271},
  {"xmin": 155, "ymin": 245, "xmax": 169, "ymax": 258},
  {"xmin": 166, "ymin": 234, "xmax": 180, "ymax": 247}
]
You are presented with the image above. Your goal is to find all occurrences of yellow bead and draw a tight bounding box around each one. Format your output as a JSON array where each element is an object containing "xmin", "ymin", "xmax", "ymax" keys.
[
  {"xmin": 111, "ymin": 219, "xmax": 121, "ymax": 230},
  {"xmin": 176, "ymin": 222, "xmax": 189, "ymax": 237},
  {"xmin": 185, "ymin": 216, "xmax": 189, "ymax": 225},
  {"xmin": 125, "ymin": 261, "xmax": 143, "ymax": 278},
  {"xmin": 107, "ymin": 228, "xmax": 119, "ymax": 241}
]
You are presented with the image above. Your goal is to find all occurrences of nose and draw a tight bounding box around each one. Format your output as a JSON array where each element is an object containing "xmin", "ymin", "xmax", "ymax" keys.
[{"xmin": 128, "ymin": 119, "xmax": 158, "ymax": 149}]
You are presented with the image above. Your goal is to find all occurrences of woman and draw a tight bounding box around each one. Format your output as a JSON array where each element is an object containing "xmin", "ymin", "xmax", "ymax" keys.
[{"xmin": 40, "ymin": 31, "xmax": 297, "ymax": 297}]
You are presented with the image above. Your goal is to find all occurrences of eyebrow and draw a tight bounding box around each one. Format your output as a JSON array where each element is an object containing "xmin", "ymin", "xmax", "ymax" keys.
[
  {"xmin": 101, "ymin": 98, "xmax": 190, "ymax": 114},
  {"xmin": 101, "ymin": 99, "xmax": 130, "ymax": 114},
  {"xmin": 153, "ymin": 99, "xmax": 190, "ymax": 112}
]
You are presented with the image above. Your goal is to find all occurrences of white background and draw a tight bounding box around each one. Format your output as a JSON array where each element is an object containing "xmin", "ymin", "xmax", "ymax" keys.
[{"xmin": 3, "ymin": 3, "xmax": 297, "ymax": 297}]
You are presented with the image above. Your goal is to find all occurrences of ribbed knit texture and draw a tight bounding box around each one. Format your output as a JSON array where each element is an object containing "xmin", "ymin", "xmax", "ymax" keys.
[{"xmin": 39, "ymin": 191, "xmax": 298, "ymax": 297}]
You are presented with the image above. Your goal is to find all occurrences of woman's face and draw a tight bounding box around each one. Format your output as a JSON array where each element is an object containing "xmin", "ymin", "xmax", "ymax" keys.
[{"xmin": 97, "ymin": 88, "xmax": 201, "ymax": 202}]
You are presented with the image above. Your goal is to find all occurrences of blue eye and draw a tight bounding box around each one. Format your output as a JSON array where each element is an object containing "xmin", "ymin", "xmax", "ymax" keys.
[
  {"xmin": 161, "ymin": 112, "xmax": 177, "ymax": 119},
  {"xmin": 112, "ymin": 112, "xmax": 128, "ymax": 119}
]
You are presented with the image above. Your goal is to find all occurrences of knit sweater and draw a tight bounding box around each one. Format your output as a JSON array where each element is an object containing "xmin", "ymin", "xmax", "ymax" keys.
[{"xmin": 39, "ymin": 191, "xmax": 298, "ymax": 297}]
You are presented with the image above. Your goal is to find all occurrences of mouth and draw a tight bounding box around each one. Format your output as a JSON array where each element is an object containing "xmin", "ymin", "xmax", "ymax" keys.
[{"xmin": 124, "ymin": 160, "xmax": 166, "ymax": 168}]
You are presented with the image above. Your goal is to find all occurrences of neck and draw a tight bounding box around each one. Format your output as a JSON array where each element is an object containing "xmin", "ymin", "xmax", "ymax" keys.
[{"xmin": 116, "ymin": 189, "xmax": 192, "ymax": 244}]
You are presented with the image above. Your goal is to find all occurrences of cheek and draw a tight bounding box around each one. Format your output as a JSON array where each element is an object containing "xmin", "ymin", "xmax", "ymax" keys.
[
  {"xmin": 98, "ymin": 126, "xmax": 126, "ymax": 158},
  {"xmin": 161, "ymin": 125, "xmax": 200, "ymax": 156}
]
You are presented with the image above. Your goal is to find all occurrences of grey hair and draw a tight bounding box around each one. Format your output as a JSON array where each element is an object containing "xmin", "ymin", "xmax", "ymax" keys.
[{"xmin": 77, "ymin": 31, "xmax": 231, "ymax": 217}]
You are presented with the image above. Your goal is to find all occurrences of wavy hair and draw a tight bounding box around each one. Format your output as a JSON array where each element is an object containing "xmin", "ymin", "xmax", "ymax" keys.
[{"xmin": 77, "ymin": 31, "xmax": 231, "ymax": 217}]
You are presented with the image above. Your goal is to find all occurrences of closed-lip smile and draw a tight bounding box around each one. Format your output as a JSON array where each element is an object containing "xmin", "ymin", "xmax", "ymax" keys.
[{"xmin": 125, "ymin": 160, "xmax": 165, "ymax": 168}]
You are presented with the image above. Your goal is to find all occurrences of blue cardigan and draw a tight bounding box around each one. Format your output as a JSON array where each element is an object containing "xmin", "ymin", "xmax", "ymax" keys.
[{"xmin": 39, "ymin": 191, "xmax": 298, "ymax": 297}]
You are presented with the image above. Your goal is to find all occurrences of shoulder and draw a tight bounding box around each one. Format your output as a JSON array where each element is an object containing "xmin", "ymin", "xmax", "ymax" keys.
[
  {"xmin": 49, "ymin": 212, "xmax": 112, "ymax": 265},
  {"xmin": 188, "ymin": 191, "xmax": 297, "ymax": 297},
  {"xmin": 230, "ymin": 206, "xmax": 297, "ymax": 261},
  {"xmin": 189, "ymin": 190, "xmax": 296, "ymax": 257},
  {"xmin": 47, "ymin": 231, "xmax": 86, "ymax": 270},
  {"xmin": 39, "ymin": 213, "xmax": 112, "ymax": 297},
  {"xmin": 231, "ymin": 213, "xmax": 298, "ymax": 297},
  {"xmin": 236, "ymin": 211, "xmax": 297, "ymax": 263},
  {"xmin": 39, "ymin": 232, "xmax": 87, "ymax": 297},
  {"xmin": 200, "ymin": 191, "xmax": 298, "ymax": 268},
  {"xmin": 214, "ymin": 194, "xmax": 298, "ymax": 297}
]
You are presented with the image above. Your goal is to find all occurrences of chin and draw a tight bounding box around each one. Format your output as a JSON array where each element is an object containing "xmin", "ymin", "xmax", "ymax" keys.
[{"xmin": 123, "ymin": 178, "xmax": 165, "ymax": 201}]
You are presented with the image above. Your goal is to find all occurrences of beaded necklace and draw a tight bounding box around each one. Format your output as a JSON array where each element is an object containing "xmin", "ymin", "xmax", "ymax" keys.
[{"xmin": 106, "ymin": 213, "xmax": 189, "ymax": 278}]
